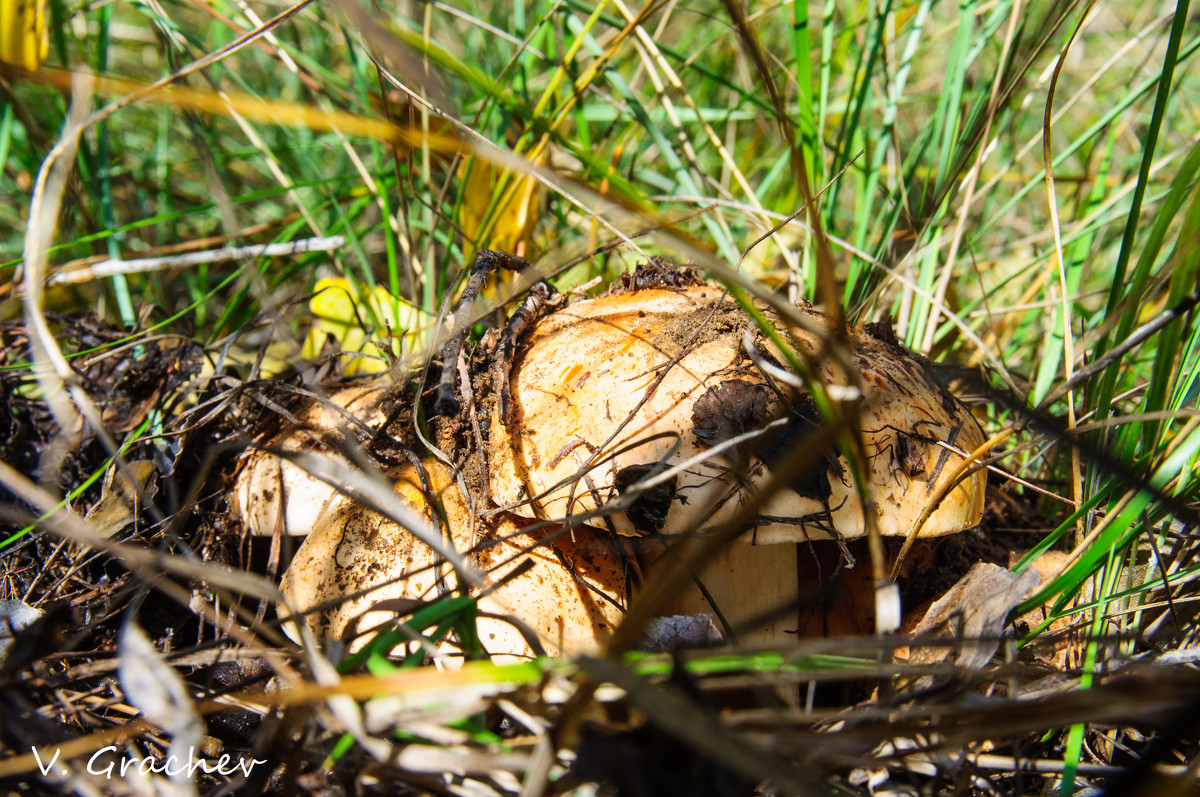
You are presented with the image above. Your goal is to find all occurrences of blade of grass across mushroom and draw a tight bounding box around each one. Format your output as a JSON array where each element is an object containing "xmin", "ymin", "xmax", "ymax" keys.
[
  {"xmin": 889, "ymin": 428, "xmax": 1012, "ymax": 581},
  {"xmin": 722, "ymin": 288, "xmax": 895, "ymax": 629},
  {"xmin": 278, "ymin": 449, "xmax": 480, "ymax": 588},
  {"xmin": 732, "ymin": 161, "xmax": 905, "ymax": 620}
]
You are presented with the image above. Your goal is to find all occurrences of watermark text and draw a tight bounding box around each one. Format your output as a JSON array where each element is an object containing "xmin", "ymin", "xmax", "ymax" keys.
[{"xmin": 31, "ymin": 745, "xmax": 267, "ymax": 780}]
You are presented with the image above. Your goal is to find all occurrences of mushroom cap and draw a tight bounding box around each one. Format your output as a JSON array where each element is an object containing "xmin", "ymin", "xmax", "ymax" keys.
[
  {"xmin": 279, "ymin": 461, "xmax": 630, "ymax": 662},
  {"xmin": 487, "ymin": 286, "xmax": 986, "ymax": 543},
  {"xmin": 233, "ymin": 384, "xmax": 389, "ymax": 537}
]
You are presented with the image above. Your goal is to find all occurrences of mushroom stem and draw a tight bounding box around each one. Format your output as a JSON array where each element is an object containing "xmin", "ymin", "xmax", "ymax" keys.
[
  {"xmin": 645, "ymin": 536, "xmax": 878, "ymax": 643},
  {"xmin": 646, "ymin": 537, "xmax": 800, "ymax": 646}
]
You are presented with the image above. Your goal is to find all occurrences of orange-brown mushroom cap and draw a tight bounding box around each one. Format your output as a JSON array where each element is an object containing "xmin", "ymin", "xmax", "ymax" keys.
[{"xmin": 487, "ymin": 285, "xmax": 986, "ymax": 543}]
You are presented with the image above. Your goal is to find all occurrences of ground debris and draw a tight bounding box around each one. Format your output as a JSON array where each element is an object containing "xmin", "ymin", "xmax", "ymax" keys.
[{"xmin": 906, "ymin": 562, "xmax": 1040, "ymax": 674}]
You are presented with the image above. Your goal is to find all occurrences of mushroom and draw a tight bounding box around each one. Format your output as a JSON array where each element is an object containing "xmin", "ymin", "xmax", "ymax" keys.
[
  {"xmin": 232, "ymin": 384, "xmax": 390, "ymax": 537},
  {"xmin": 485, "ymin": 279, "xmax": 986, "ymax": 642},
  {"xmin": 234, "ymin": 266, "xmax": 987, "ymax": 654},
  {"xmin": 276, "ymin": 460, "xmax": 633, "ymax": 662}
]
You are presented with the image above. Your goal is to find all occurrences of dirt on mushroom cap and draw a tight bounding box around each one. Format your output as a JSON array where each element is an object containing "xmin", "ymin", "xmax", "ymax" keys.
[{"xmin": 487, "ymin": 285, "xmax": 986, "ymax": 543}]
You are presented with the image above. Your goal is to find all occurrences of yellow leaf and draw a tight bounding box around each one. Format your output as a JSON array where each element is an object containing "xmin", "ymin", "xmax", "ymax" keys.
[
  {"xmin": 459, "ymin": 156, "xmax": 543, "ymax": 255},
  {"xmin": 303, "ymin": 277, "xmax": 432, "ymax": 375},
  {"xmin": 0, "ymin": 0, "xmax": 48, "ymax": 71},
  {"xmin": 458, "ymin": 156, "xmax": 545, "ymax": 307}
]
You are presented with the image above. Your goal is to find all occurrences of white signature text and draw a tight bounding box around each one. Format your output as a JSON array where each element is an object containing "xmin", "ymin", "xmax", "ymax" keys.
[{"xmin": 32, "ymin": 745, "xmax": 267, "ymax": 780}]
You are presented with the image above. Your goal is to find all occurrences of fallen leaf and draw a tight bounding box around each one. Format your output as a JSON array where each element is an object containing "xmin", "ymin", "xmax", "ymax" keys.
[
  {"xmin": 0, "ymin": 0, "xmax": 47, "ymax": 71},
  {"xmin": 902, "ymin": 562, "xmax": 1040, "ymax": 690},
  {"xmin": 85, "ymin": 460, "xmax": 158, "ymax": 539},
  {"xmin": 302, "ymin": 277, "xmax": 432, "ymax": 375}
]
